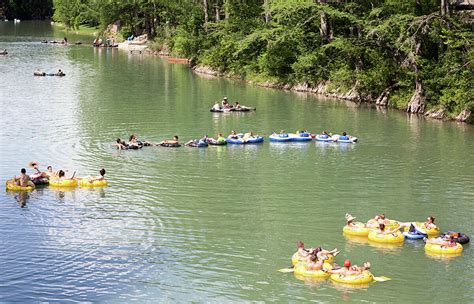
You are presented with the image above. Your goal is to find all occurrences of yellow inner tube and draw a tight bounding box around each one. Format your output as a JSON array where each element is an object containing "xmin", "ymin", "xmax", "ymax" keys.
[
  {"xmin": 79, "ymin": 178, "xmax": 108, "ymax": 187},
  {"xmin": 414, "ymin": 222, "xmax": 440, "ymax": 236},
  {"xmin": 425, "ymin": 242, "xmax": 463, "ymax": 254},
  {"xmin": 368, "ymin": 230, "xmax": 404, "ymax": 243},
  {"xmin": 330, "ymin": 270, "xmax": 374, "ymax": 284},
  {"xmin": 49, "ymin": 178, "xmax": 78, "ymax": 188},
  {"xmin": 343, "ymin": 222, "xmax": 369, "ymax": 236},
  {"xmin": 367, "ymin": 219, "xmax": 400, "ymax": 229},
  {"xmin": 292, "ymin": 252, "xmax": 333, "ymax": 266},
  {"xmin": 6, "ymin": 180, "xmax": 34, "ymax": 191},
  {"xmin": 294, "ymin": 262, "xmax": 332, "ymax": 278}
]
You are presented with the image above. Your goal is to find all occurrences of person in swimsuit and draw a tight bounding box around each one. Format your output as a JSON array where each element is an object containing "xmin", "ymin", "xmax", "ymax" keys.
[
  {"xmin": 426, "ymin": 234, "xmax": 457, "ymax": 247},
  {"xmin": 13, "ymin": 168, "xmax": 32, "ymax": 187},
  {"xmin": 228, "ymin": 130, "xmax": 239, "ymax": 139},
  {"xmin": 113, "ymin": 138, "xmax": 129, "ymax": 150},
  {"xmin": 85, "ymin": 168, "xmax": 106, "ymax": 183},
  {"xmin": 160, "ymin": 136, "xmax": 180, "ymax": 146}
]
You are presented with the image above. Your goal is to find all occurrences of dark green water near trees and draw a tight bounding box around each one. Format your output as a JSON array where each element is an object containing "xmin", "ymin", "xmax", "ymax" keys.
[{"xmin": 0, "ymin": 21, "xmax": 473, "ymax": 302}]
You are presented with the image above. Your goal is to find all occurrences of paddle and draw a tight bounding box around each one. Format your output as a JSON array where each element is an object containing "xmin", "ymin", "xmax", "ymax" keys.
[
  {"xmin": 373, "ymin": 276, "xmax": 391, "ymax": 282},
  {"xmin": 277, "ymin": 268, "xmax": 295, "ymax": 273}
]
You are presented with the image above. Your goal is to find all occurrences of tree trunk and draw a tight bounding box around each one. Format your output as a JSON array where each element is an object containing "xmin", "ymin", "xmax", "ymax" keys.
[
  {"xmin": 203, "ymin": 0, "xmax": 209, "ymax": 31},
  {"xmin": 407, "ymin": 42, "xmax": 426, "ymax": 114},
  {"xmin": 215, "ymin": 5, "xmax": 220, "ymax": 21},
  {"xmin": 224, "ymin": 0, "xmax": 230, "ymax": 20},
  {"xmin": 440, "ymin": 0, "xmax": 450, "ymax": 16},
  {"xmin": 264, "ymin": 0, "xmax": 271, "ymax": 23},
  {"xmin": 320, "ymin": 11, "xmax": 331, "ymax": 40}
]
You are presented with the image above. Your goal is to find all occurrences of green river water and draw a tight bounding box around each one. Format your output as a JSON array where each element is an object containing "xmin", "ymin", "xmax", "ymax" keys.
[{"xmin": 0, "ymin": 21, "xmax": 473, "ymax": 303}]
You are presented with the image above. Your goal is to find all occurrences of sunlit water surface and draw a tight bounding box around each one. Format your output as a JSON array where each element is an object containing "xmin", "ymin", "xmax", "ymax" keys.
[{"xmin": 0, "ymin": 21, "xmax": 473, "ymax": 302}]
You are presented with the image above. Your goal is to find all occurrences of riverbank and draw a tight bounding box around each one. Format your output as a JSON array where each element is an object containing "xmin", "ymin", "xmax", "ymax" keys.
[{"xmin": 192, "ymin": 64, "xmax": 472, "ymax": 124}]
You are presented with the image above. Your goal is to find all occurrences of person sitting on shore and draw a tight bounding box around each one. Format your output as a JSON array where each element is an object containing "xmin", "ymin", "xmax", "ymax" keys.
[
  {"xmin": 12, "ymin": 168, "xmax": 33, "ymax": 187},
  {"xmin": 228, "ymin": 130, "xmax": 239, "ymax": 139}
]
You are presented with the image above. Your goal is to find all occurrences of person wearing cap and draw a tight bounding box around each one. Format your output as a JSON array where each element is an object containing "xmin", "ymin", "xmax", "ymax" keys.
[{"xmin": 327, "ymin": 260, "xmax": 371, "ymax": 275}]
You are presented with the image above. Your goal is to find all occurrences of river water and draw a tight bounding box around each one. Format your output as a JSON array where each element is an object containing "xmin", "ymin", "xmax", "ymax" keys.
[{"xmin": 0, "ymin": 21, "xmax": 473, "ymax": 302}]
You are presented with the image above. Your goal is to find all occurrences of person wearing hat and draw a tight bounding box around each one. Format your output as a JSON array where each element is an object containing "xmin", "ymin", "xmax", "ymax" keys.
[
  {"xmin": 221, "ymin": 96, "xmax": 232, "ymax": 109},
  {"xmin": 345, "ymin": 213, "xmax": 359, "ymax": 227}
]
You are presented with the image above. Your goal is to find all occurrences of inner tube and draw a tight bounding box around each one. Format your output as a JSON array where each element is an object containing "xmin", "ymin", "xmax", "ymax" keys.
[
  {"xmin": 425, "ymin": 242, "xmax": 463, "ymax": 254},
  {"xmin": 403, "ymin": 231, "xmax": 426, "ymax": 240},
  {"xmin": 31, "ymin": 177, "xmax": 49, "ymax": 186},
  {"xmin": 343, "ymin": 222, "xmax": 370, "ymax": 237},
  {"xmin": 210, "ymin": 108, "xmax": 234, "ymax": 113},
  {"xmin": 233, "ymin": 108, "xmax": 250, "ymax": 112},
  {"xmin": 6, "ymin": 180, "xmax": 35, "ymax": 191},
  {"xmin": 441, "ymin": 231, "xmax": 470, "ymax": 245},
  {"xmin": 294, "ymin": 262, "xmax": 332, "ymax": 278},
  {"xmin": 315, "ymin": 134, "xmax": 334, "ymax": 142},
  {"xmin": 269, "ymin": 134, "xmax": 291, "ymax": 142},
  {"xmin": 366, "ymin": 219, "xmax": 400, "ymax": 230},
  {"xmin": 368, "ymin": 230, "xmax": 404, "ymax": 243},
  {"xmin": 79, "ymin": 178, "xmax": 108, "ymax": 187},
  {"xmin": 208, "ymin": 140, "xmax": 227, "ymax": 146},
  {"xmin": 291, "ymin": 252, "xmax": 334, "ymax": 266},
  {"xmin": 49, "ymin": 179, "xmax": 78, "ymax": 188},
  {"xmin": 187, "ymin": 141, "xmax": 208, "ymax": 148},
  {"xmin": 414, "ymin": 222, "xmax": 440, "ymax": 236},
  {"xmin": 34, "ymin": 72, "xmax": 46, "ymax": 76},
  {"xmin": 160, "ymin": 143, "xmax": 181, "ymax": 148},
  {"xmin": 330, "ymin": 271, "xmax": 374, "ymax": 284},
  {"xmin": 288, "ymin": 133, "xmax": 313, "ymax": 142},
  {"xmin": 244, "ymin": 136, "xmax": 264, "ymax": 144}
]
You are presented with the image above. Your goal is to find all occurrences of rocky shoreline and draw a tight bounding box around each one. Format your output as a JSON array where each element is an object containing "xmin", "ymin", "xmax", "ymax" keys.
[{"xmin": 192, "ymin": 65, "xmax": 471, "ymax": 124}]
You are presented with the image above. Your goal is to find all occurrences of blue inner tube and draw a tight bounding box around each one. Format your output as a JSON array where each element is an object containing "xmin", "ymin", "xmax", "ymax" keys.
[
  {"xmin": 403, "ymin": 231, "xmax": 426, "ymax": 240},
  {"xmin": 245, "ymin": 136, "xmax": 264, "ymax": 144},
  {"xmin": 441, "ymin": 231, "xmax": 470, "ymax": 245}
]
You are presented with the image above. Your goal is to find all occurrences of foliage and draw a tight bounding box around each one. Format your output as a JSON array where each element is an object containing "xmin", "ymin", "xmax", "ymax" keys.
[{"xmin": 50, "ymin": 0, "xmax": 473, "ymax": 120}]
